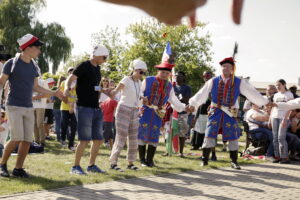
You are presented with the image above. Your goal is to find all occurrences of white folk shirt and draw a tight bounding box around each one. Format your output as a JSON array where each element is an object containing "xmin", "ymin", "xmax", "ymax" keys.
[
  {"xmin": 189, "ymin": 78, "xmax": 268, "ymax": 110},
  {"xmin": 140, "ymin": 79, "xmax": 186, "ymax": 113},
  {"xmin": 277, "ymin": 98, "xmax": 300, "ymax": 111}
]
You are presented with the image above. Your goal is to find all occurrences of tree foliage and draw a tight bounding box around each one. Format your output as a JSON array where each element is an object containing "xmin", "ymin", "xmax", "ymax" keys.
[
  {"xmin": 0, "ymin": 0, "xmax": 72, "ymax": 73},
  {"xmin": 90, "ymin": 19, "xmax": 214, "ymax": 92}
]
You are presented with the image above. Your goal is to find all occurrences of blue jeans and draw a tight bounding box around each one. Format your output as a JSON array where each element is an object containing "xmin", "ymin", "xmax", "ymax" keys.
[
  {"xmin": 249, "ymin": 127, "xmax": 274, "ymax": 157},
  {"xmin": 287, "ymin": 132, "xmax": 300, "ymax": 152},
  {"xmin": 271, "ymin": 118, "xmax": 289, "ymax": 158},
  {"xmin": 61, "ymin": 110, "xmax": 77, "ymax": 148},
  {"xmin": 76, "ymin": 106, "xmax": 103, "ymax": 141},
  {"xmin": 53, "ymin": 109, "xmax": 61, "ymax": 141}
]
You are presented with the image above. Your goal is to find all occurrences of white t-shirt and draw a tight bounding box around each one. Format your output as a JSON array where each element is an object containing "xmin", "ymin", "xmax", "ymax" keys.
[
  {"xmin": 245, "ymin": 109, "xmax": 267, "ymax": 130},
  {"xmin": 271, "ymin": 91, "xmax": 294, "ymax": 119},
  {"xmin": 33, "ymin": 79, "xmax": 49, "ymax": 109},
  {"xmin": 99, "ymin": 93, "xmax": 109, "ymax": 103},
  {"xmin": 119, "ymin": 76, "xmax": 142, "ymax": 108},
  {"xmin": 0, "ymin": 122, "xmax": 9, "ymax": 146}
]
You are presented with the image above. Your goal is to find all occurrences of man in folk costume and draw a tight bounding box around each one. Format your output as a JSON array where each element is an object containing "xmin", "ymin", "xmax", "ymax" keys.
[
  {"xmin": 138, "ymin": 45, "xmax": 187, "ymax": 167},
  {"xmin": 188, "ymin": 57, "xmax": 268, "ymax": 169}
]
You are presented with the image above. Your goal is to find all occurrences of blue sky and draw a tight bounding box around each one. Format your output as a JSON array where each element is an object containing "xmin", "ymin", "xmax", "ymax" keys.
[{"xmin": 38, "ymin": 0, "xmax": 300, "ymax": 84}]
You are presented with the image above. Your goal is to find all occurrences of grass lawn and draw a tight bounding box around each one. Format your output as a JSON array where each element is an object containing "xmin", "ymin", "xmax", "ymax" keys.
[{"xmin": 0, "ymin": 135, "xmax": 264, "ymax": 196}]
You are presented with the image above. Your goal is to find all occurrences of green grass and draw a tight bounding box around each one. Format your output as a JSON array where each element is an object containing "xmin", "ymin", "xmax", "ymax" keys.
[{"xmin": 0, "ymin": 136, "xmax": 264, "ymax": 196}]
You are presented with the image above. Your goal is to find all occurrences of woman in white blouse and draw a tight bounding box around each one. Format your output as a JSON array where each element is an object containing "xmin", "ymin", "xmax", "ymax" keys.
[
  {"xmin": 109, "ymin": 59, "xmax": 147, "ymax": 172},
  {"xmin": 270, "ymin": 79, "xmax": 294, "ymax": 164}
]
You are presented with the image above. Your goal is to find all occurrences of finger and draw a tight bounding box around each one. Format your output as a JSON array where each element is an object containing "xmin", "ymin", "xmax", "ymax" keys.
[
  {"xmin": 188, "ymin": 11, "xmax": 196, "ymax": 28},
  {"xmin": 231, "ymin": 0, "xmax": 243, "ymax": 25}
]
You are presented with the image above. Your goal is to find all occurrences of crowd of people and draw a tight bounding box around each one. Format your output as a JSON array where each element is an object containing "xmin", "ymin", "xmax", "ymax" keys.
[{"xmin": 0, "ymin": 32, "xmax": 299, "ymax": 179}]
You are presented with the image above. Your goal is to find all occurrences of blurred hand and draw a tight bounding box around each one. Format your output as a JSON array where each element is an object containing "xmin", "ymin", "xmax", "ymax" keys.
[
  {"xmin": 54, "ymin": 89, "xmax": 64, "ymax": 99},
  {"xmin": 102, "ymin": 0, "xmax": 244, "ymax": 26},
  {"xmin": 186, "ymin": 105, "xmax": 195, "ymax": 113}
]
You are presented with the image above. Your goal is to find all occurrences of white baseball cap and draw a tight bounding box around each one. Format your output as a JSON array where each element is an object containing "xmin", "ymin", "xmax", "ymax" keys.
[
  {"xmin": 92, "ymin": 45, "xmax": 109, "ymax": 57},
  {"xmin": 17, "ymin": 34, "xmax": 44, "ymax": 50},
  {"xmin": 130, "ymin": 59, "xmax": 147, "ymax": 70}
]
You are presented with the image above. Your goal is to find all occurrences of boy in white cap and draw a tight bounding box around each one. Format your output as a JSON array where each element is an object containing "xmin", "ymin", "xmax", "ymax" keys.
[
  {"xmin": 0, "ymin": 34, "xmax": 62, "ymax": 178},
  {"xmin": 64, "ymin": 45, "xmax": 111, "ymax": 175},
  {"xmin": 109, "ymin": 59, "xmax": 147, "ymax": 171}
]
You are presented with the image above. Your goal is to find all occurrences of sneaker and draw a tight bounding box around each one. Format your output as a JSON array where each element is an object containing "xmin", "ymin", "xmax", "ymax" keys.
[
  {"xmin": 201, "ymin": 160, "xmax": 208, "ymax": 167},
  {"xmin": 61, "ymin": 141, "xmax": 67, "ymax": 148},
  {"xmin": 12, "ymin": 168, "xmax": 29, "ymax": 178},
  {"xmin": 87, "ymin": 165, "xmax": 106, "ymax": 173},
  {"xmin": 231, "ymin": 162, "xmax": 241, "ymax": 170},
  {"xmin": 70, "ymin": 165, "xmax": 86, "ymax": 175},
  {"xmin": 69, "ymin": 146, "xmax": 76, "ymax": 151},
  {"xmin": 272, "ymin": 157, "xmax": 281, "ymax": 163},
  {"xmin": 211, "ymin": 154, "xmax": 217, "ymax": 161},
  {"xmin": 46, "ymin": 136, "xmax": 54, "ymax": 141},
  {"xmin": 127, "ymin": 164, "xmax": 139, "ymax": 170},
  {"xmin": 110, "ymin": 164, "xmax": 124, "ymax": 172},
  {"xmin": 0, "ymin": 164, "xmax": 10, "ymax": 177},
  {"xmin": 265, "ymin": 156, "xmax": 276, "ymax": 162},
  {"xmin": 279, "ymin": 159, "xmax": 291, "ymax": 164}
]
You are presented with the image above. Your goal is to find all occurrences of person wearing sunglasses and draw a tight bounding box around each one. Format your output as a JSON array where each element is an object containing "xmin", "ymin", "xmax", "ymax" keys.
[
  {"xmin": 64, "ymin": 45, "xmax": 110, "ymax": 175},
  {"xmin": 108, "ymin": 59, "xmax": 147, "ymax": 171}
]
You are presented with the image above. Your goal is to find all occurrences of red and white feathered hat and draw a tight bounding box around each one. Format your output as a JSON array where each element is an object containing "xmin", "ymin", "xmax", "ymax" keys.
[{"xmin": 17, "ymin": 34, "xmax": 44, "ymax": 51}]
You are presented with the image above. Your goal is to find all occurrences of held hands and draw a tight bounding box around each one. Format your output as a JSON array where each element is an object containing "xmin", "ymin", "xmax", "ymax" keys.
[
  {"xmin": 185, "ymin": 105, "xmax": 195, "ymax": 113},
  {"xmin": 54, "ymin": 89, "xmax": 64, "ymax": 99},
  {"xmin": 266, "ymin": 102, "xmax": 277, "ymax": 108}
]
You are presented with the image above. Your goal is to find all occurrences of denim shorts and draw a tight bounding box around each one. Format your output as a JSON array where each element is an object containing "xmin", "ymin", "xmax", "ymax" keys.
[{"xmin": 76, "ymin": 106, "xmax": 103, "ymax": 141}]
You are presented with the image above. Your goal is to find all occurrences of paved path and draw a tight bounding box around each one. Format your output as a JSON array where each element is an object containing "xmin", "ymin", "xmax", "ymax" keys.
[{"xmin": 1, "ymin": 162, "xmax": 300, "ymax": 200}]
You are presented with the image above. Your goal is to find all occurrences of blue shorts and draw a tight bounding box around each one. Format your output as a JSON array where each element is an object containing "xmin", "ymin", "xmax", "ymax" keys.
[{"xmin": 76, "ymin": 106, "xmax": 103, "ymax": 141}]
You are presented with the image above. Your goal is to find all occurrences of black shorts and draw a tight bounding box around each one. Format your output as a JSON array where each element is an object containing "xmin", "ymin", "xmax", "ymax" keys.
[
  {"xmin": 103, "ymin": 122, "xmax": 114, "ymax": 141},
  {"xmin": 44, "ymin": 109, "xmax": 54, "ymax": 124}
]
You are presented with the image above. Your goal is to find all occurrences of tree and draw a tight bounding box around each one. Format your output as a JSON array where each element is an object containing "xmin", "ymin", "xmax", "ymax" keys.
[
  {"xmin": 32, "ymin": 22, "xmax": 73, "ymax": 72},
  {"xmin": 91, "ymin": 26, "xmax": 125, "ymax": 81},
  {"xmin": 91, "ymin": 19, "xmax": 214, "ymax": 92},
  {"xmin": 0, "ymin": 0, "xmax": 72, "ymax": 73},
  {"xmin": 59, "ymin": 53, "xmax": 90, "ymax": 76},
  {"xmin": 125, "ymin": 19, "xmax": 214, "ymax": 92}
]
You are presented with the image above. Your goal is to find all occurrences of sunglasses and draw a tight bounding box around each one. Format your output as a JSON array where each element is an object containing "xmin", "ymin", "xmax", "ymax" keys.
[{"xmin": 139, "ymin": 71, "xmax": 146, "ymax": 75}]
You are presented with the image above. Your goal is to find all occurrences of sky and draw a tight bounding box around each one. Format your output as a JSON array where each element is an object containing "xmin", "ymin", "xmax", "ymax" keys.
[{"xmin": 38, "ymin": 0, "xmax": 300, "ymax": 84}]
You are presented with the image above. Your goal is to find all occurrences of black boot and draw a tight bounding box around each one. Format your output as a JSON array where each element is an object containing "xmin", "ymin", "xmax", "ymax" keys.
[
  {"xmin": 179, "ymin": 137, "xmax": 185, "ymax": 157},
  {"xmin": 196, "ymin": 133, "xmax": 205, "ymax": 149},
  {"xmin": 211, "ymin": 151, "xmax": 217, "ymax": 161},
  {"xmin": 138, "ymin": 145, "xmax": 147, "ymax": 166},
  {"xmin": 201, "ymin": 148, "xmax": 211, "ymax": 166},
  {"xmin": 190, "ymin": 131, "xmax": 196, "ymax": 147},
  {"xmin": 146, "ymin": 145, "xmax": 157, "ymax": 167},
  {"xmin": 230, "ymin": 150, "xmax": 241, "ymax": 170}
]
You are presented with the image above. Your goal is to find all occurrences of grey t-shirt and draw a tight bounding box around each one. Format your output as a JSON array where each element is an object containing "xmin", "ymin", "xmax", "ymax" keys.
[{"xmin": 2, "ymin": 58, "xmax": 39, "ymax": 107}]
